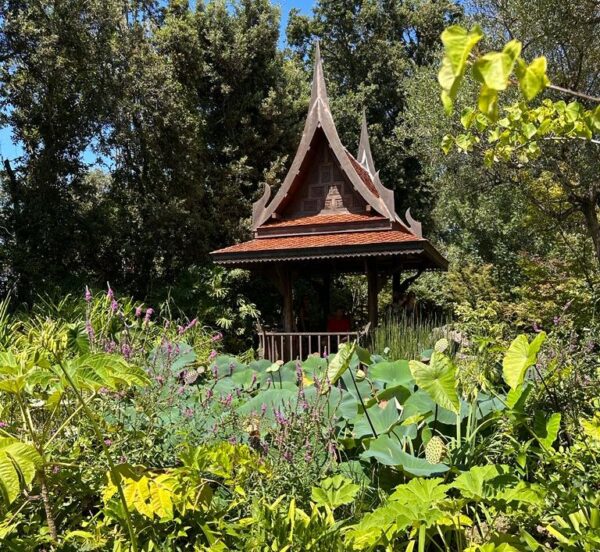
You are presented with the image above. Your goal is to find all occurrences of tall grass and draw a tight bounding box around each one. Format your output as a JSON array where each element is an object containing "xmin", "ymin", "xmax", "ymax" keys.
[{"xmin": 370, "ymin": 312, "xmax": 452, "ymax": 360}]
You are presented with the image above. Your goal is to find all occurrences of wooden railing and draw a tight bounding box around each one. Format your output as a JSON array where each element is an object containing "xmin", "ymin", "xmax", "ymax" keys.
[{"xmin": 258, "ymin": 331, "xmax": 360, "ymax": 362}]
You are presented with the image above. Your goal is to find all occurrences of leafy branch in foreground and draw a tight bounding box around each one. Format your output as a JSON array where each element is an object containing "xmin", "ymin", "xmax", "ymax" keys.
[{"xmin": 438, "ymin": 25, "xmax": 600, "ymax": 164}]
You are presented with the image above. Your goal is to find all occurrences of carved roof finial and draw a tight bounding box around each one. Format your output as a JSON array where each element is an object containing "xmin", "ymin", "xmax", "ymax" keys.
[
  {"xmin": 309, "ymin": 40, "xmax": 329, "ymax": 109},
  {"xmin": 357, "ymin": 109, "xmax": 376, "ymax": 175}
]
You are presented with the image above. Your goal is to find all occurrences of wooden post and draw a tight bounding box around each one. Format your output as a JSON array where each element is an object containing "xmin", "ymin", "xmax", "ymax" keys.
[
  {"xmin": 392, "ymin": 272, "xmax": 401, "ymax": 299},
  {"xmin": 322, "ymin": 270, "xmax": 331, "ymax": 328},
  {"xmin": 367, "ymin": 262, "xmax": 378, "ymax": 328},
  {"xmin": 280, "ymin": 268, "xmax": 294, "ymax": 333}
]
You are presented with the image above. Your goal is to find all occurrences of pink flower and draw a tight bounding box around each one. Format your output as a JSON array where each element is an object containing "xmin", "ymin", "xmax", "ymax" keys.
[
  {"xmin": 106, "ymin": 285, "xmax": 114, "ymax": 300},
  {"xmin": 135, "ymin": 306, "xmax": 143, "ymax": 317},
  {"xmin": 222, "ymin": 393, "xmax": 233, "ymax": 407},
  {"xmin": 209, "ymin": 350, "xmax": 217, "ymax": 359},
  {"xmin": 0, "ymin": 421, "xmax": 8, "ymax": 428},
  {"xmin": 104, "ymin": 439, "xmax": 112, "ymax": 447},
  {"xmin": 121, "ymin": 343, "xmax": 132, "ymax": 359},
  {"xmin": 85, "ymin": 321, "xmax": 95, "ymax": 341},
  {"xmin": 144, "ymin": 308, "xmax": 154, "ymax": 323},
  {"xmin": 85, "ymin": 286, "xmax": 92, "ymax": 303},
  {"xmin": 183, "ymin": 407, "xmax": 194, "ymax": 418},
  {"xmin": 211, "ymin": 332, "xmax": 223, "ymax": 342},
  {"xmin": 110, "ymin": 299, "xmax": 118, "ymax": 313}
]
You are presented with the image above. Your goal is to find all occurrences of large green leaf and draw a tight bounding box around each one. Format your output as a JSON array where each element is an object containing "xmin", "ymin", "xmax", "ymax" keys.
[
  {"xmin": 502, "ymin": 332, "xmax": 546, "ymax": 389},
  {"xmin": 438, "ymin": 24, "xmax": 484, "ymax": 112},
  {"xmin": 515, "ymin": 57, "xmax": 549, "ymax": 100},
  {"xmin": 68, "ymin": 354, "xmax": 149, "ymax": 390},
  {"xmin": 390, "ymin": 477, "xmax": 449, "ymax": 507},
  {"xmin": 472, "ymin": 40, "xmax": 522, "ymax": 91},
  {"xmin": 236, "ymin": 388, "xmax": 296, "ymax": 417},
  {"xmin": 533, "ymin": 412, "xmax": 561, "ymax": 449},
  {"xmin": 361, "ymin": 435, "xmax": 449, "ymax": 476},
  {"xmin": 409, "ymin": 353, "xmax": 460, "ymax": 414},
  {"xmin": 352, "ymin": 401, "xmax": 400, "ymax": 438},
  {"xmin": 453, "ymin": 465, "xmax": 506, "ymax": 500},
  {"xmin": 0, "ymin": 438, "xmax": 42, "ymax": 505},
  {"xmin": 311, "ymin": 475, "xmax": 360, "ymax": 510},
  {"xmin": 326, "ymin": 342, "xmax": 356, "ymax": 387},
  {"xmin": 368, "ymin": 360, "xmax": 413, "ymax": 389}
]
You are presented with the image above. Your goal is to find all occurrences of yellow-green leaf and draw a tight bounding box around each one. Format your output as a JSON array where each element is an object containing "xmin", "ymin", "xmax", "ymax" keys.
[
  {"xmin": 515, "ymin": 56, "xmax": 549, "ymax": 100},
  {"xmin": 409, "ymin": 353, "xmax": 460, "ymax": 414},
  {"xmin": 502, "ymin": 332, "xmax": 546, "ymax": 390}
]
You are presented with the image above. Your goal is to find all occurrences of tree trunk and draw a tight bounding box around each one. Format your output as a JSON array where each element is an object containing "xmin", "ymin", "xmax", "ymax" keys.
[
  {"xmin": 580, "ymin": 192, "xmax": 600, "ymax": 267},
  {"xmin": 38, "ymin": 470, "xmax": 58, "ymax": 542}
]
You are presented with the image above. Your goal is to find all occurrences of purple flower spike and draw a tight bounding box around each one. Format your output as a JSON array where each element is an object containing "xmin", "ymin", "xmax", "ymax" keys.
[
  {"xmin": 135, "ymin": 306, "xmax": 143, "ymax": 317},
  {"xmin": 144, "ymin": 308, "xmax": 154, "ymax": 323},
  {"xmin": 85, "ymin": 286, "xmax": 92, "ymax": 303},
  {"xmin": 106, "ymin": 285, "xmax": 114, "ymax": 300}
]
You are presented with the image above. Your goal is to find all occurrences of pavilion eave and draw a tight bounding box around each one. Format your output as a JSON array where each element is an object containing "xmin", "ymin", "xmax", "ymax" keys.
[{"xmin": 210, "ymin": 240, "xmax": 448, "ymax": 271}]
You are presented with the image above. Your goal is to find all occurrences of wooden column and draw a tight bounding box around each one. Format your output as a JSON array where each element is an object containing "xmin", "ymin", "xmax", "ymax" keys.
[
  {"xmin": 392, "ymin": 272, "xmax": 401, "ymax": 299},
  {"xmin": 279, "ymin": 268, "xmax": 294, "ymax": 332},
  {"xmin": 367, "ymin": 262, "xmax": 378, "ymax": 328},
  {"xmin": 322, "ymin": 270, "xmax": 331, "ymax": 328}
]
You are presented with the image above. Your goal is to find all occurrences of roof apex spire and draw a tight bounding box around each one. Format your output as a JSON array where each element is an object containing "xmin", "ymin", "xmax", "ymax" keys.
[
  {"xmin": 357, "ymin": 109, "xmax": 376, "ymax": 175},
  {"xmin": 309, "ymin": 40, "xmax": 329, "ymax": 109}
]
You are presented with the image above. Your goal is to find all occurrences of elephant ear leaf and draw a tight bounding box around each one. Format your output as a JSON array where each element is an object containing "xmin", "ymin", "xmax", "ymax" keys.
[
  {"xmin": 409, "ymin": 353, "xmax": 460, "ymax": 414},
  {"xmin": 502, "ymin": 332, "xmax": 546, "ymax": 390},
  {"xmin": 326, "ymin": 342, "xmax": 356, "ymax": 388},
  {"xmin": 0, "ymin": 437, "xmax": 42, "ymax": 505}
]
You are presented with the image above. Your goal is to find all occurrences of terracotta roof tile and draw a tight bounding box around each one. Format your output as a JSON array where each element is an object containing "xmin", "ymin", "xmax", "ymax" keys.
[
  {"xmin": 212, "ymin": 229, "xmax": 420, "ymax": 255},
  {"xmin": 262, "ymin": 212, "xmax": 387, "ymax": 228},
  {"xmin": 346, "ymin": 152, "xmax": 380, "ymax": 198}
]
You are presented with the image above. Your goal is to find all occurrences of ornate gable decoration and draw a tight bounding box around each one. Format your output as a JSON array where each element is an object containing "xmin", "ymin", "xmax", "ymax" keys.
[{"xmin": 252, "ymin": 43, "xmax": 422, "ymax": 237}]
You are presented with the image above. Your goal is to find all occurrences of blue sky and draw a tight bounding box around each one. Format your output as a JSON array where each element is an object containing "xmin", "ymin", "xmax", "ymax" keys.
[{"xmin": 0, "ymin": 0, "xmax": 315, "ymax": 164}]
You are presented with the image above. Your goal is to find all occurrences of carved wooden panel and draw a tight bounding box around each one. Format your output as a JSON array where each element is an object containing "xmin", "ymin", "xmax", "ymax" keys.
[{"xmin": 282, "ymin": 138, "xmax": 365, "ymax": 218}]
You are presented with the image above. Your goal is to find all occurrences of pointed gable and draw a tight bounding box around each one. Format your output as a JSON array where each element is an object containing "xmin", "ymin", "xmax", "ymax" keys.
[{"xmin": 252, "ymin": 42, "xmax": 398, "ymax": 230}]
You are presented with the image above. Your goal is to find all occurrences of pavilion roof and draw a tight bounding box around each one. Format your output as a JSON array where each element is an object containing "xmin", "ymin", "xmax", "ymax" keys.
[{"xmin": 210, "ymin": 43, "xmax": 447, "ymax": 272}]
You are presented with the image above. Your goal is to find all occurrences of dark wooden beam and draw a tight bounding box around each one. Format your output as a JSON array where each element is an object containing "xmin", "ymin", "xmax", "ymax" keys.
[
  {"xmin": 278, "ymin": 267, "xmax": 294, "ymax": 333},
  {"xmin": 367, "ymin": 261, "xmax": 378, "ymax": 328}
]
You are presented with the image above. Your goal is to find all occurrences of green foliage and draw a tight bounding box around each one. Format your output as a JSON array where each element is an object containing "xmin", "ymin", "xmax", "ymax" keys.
[
  {"xmin": 0, "ymin": 438, "xmax": 42, "ymax": 505},
  {"xmin": 502, "ymin": 332, "xmax": 546, "ymax": 389},
  {"xmin": 311, "ymin": 475, "xmax": 360, "ymax": 511},
  {"xmin": 410, "ymin": 352, "xmax": 461, "ymax": 413}
]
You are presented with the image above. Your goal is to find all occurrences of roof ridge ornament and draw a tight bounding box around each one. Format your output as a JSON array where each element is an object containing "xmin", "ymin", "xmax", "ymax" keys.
[
  {"xmin": 403, "ymin": 208, "xmax": 423, "ymax": 238},
  {"xmin": 357, "ymin": 109, "xmax": 376, "ymax": 175},
  {"xmin": 309, "ymin": 40, "xmax": 330, "ymax": 110}
]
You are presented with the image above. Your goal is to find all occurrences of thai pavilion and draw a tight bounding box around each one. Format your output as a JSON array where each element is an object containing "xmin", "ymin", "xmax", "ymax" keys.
[{"xmin": 211, "ymin": 44, "xmax": 447, "ymax": 360}]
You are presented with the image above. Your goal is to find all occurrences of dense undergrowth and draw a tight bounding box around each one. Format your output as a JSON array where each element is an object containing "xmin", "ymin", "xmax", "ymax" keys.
[{"xmin": 0, "ymin": 289, "xmax": 599, "ymax": 551}]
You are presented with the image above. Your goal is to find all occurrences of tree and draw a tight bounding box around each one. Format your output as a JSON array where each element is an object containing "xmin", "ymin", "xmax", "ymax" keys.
[
  {"xmin": 0, "ymin": 0, "xmax": 304, "ymax": 299},
  {"xmin": 437, "ymin": 1, "xmax": 600, "ymax": 267},
  {"xmin": 0, "ymin": 0, "xmax": 123, "ymax": 301}
]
